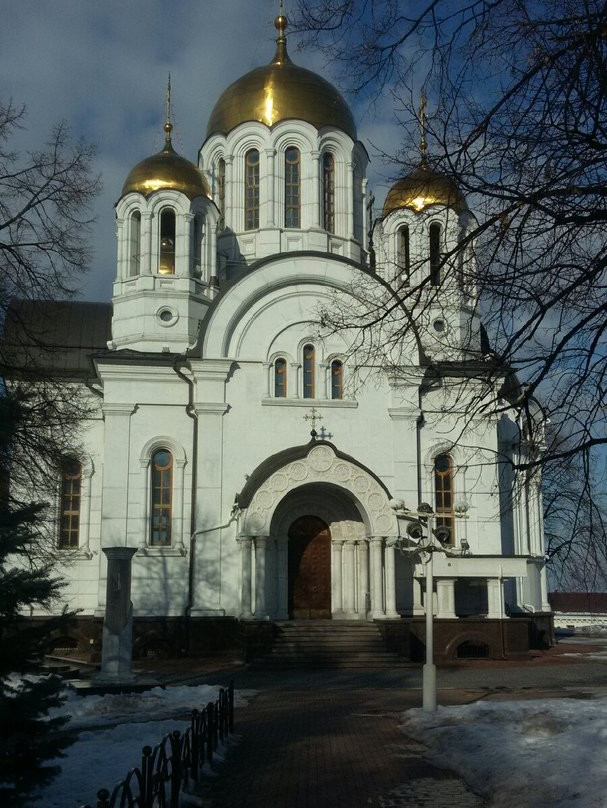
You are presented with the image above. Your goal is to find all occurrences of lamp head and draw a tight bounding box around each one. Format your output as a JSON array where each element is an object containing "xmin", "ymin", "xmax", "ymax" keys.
[
  {"xmin": 434, "ymin": 525, "xmax": 451, "ymax": 545},
  {"xmin": 406, "ymin": 521, "xmax": 424, "ymax": 540}
]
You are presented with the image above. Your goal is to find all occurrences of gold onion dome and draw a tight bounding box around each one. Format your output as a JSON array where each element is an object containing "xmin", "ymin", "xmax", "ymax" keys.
[
  {"xmin": 122, "ymin": 122, "xmax": 210, "ymax": 199},
  {"xmin": 206, "ymin": 14, "xmax": 356, "ymax": 140},
  {"xmin": 383, "ymin": 163, "xmax": 467, "ymax": 216}
]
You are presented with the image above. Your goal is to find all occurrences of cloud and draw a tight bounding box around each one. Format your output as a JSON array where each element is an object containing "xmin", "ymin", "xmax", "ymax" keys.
[{"xmin": 1, "ymin": 0, "xmax": 407, "ymax": 302}]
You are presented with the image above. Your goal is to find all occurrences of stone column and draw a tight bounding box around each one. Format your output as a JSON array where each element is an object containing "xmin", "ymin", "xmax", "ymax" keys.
[
  {"xmin": 370, "ymin": 537, "xmax": 385, "ymax": 618},
  {"xmin": 487, "ymin": 578, "xmax": 507, "ymax": 619},
  {"xmin": 239, "ymin": 537, "xmax": 253, "ymax": 619},
  {"xmin": 384, "ymin": 544, "xmax": 399, "ymax": 618},
  {"xmin": 276, "ymin": 537, "xmax": 289, "ymax": 619},
  {"xmin": 310, "ymin": 150, "xmax": 321, "ymax": 228},
  {"xmin": 343, "ymin": 540, "xmax": 356, "ymax": 615},
  {"xmin": 346, "ymin": 161, "xmax": 355, "ymax": 240},
  {"xmin": 264, "ymin": 148, "xmax": 276, "ymax": 227},
  {"xmin": 98, "ymin": 547, "xmax": 138, "ymax": 680},
  {"xmin": 332, "ymin": 539, "xmax": 344, "ymax": 615},
  {"xmin": 254, "ymin": 536, "xmax": 269, "ymax": 619},
  {"xmin": 116, "ymin": 220, "xmax": 126, "ymax": 281},
  {"xmin": 140, "ymin": 212, "xmax": 153, "ymax": 275},
  {"xmin": 436, "ymin": 579, "xmax": 456, "ymax": 619},
  {"xmin": 357, "ymin": 540, "xmax": 370, "ymax": 618},
  {"xmin": 181, "ymin": 212, "xmax": 194, "ymax": 277},
  {"xmin": 224, "ymin": 155, "xmax": 234, "ymax": 231}
]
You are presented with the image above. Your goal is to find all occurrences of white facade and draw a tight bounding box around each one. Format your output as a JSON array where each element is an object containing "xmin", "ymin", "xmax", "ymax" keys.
[{"xmin": 42, "ymin": 23, "xmax": 551, "ymax": 646}]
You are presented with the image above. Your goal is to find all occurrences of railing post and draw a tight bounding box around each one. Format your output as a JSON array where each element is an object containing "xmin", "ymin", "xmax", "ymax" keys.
[
  {"xmin": 228, "ymin": 680, "xmax": 234, "ymax": 734},
  {"xmin": 169, "ymin": 731, "xmax": 183, "ymax": 808},
  {"xmin": 140, "ymin": 745, "xmax": 153, "ymax": 808},
  {"xmin": 191, "ymin": 709, "xmax": 200, "ymax": 782},
  {"xmin": 206, "ymin": 701, "xmax": 215, "ymax": 765},
  {"xmin": 218, "ymin": 688, "xmax": 225, "ymax": 744},
  {"xmin": 96, "ymin": 789, "xmax": 110, "ymax": 808}
]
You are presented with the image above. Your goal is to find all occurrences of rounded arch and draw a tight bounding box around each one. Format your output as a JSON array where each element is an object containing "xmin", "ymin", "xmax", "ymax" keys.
[
  {"xmin": 139, "ymin": 436, "xmax": 187, "ymax": 467},
  {"xmin": 270, "ymin": 482, "xmax": 366, "ymax": 540},
  {"xmin": 240, "ymin": 443, "xmax": 398, "ymax": 537}
]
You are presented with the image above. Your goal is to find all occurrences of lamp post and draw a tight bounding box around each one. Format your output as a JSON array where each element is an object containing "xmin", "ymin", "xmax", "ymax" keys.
[{"xmin": 387, "ymin": 500, "xmax": 470, "ymax": 711}]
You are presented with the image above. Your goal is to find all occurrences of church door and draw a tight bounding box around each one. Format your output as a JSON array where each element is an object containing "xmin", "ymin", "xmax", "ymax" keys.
[{"xmin": 288, "ymin": 516, "xmax": 331, "ymax": 618}]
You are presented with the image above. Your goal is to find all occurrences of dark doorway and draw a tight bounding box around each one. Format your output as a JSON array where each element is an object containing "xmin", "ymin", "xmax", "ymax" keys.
[{"xmin": 288, "ymin": 515, "xmax": 331, "ymax": 618}]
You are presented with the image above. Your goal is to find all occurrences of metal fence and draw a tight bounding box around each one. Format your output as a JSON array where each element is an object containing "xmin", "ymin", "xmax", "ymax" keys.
[{"xmin": 81, "ymin": 681, "xmax": 234, "ymax": 808}]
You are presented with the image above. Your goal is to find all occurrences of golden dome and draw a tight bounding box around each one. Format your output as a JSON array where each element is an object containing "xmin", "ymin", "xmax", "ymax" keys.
[
  {"xmin": 122, "ymin": 124, "xmax": 210, "ymax": 199},
  {"xmin": 382, "ymin": 163, "xmax": 466, "ymax": 216},
  {"xmin": 206, "ymin": 15, "xmax": 356, "ymax": 140}
]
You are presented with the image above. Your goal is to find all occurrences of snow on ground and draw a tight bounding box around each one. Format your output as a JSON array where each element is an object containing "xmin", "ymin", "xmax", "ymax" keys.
[
  {"xmin": 401, "ymin": 697, "xmax": 607, "ymax": 808},
  {"xmin": 36, "ymin": 683, "xmax": 255, "ymax": 808}
]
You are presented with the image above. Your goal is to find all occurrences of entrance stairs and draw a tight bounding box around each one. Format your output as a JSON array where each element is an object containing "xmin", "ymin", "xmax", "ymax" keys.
[{"xmin": 251, "ymin": 620, "xmax": 409, "ymax": 670}]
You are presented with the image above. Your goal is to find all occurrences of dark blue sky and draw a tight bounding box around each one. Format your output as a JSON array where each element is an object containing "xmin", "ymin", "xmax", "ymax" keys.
[{"xmin": 1, "ymin": 0, "xmax": 412, "ymax": 302}]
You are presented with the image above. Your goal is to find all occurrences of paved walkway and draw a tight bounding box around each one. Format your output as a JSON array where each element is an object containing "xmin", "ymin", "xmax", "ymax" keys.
[{"xmin": 199, "ymin": 685, "xmax": 485, "ymax": 808}]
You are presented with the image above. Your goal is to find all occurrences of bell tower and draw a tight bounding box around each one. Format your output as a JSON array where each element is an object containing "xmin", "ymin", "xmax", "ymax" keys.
[
  {"xmin": 110, "ymin": 82, "xmax": 220, "ymax": 353},
  {"xmin": 375, "ymin": 96, "xmax": 482, "ymax": 361}
]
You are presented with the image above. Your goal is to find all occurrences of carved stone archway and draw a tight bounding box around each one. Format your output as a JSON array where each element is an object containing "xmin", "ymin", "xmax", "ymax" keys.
[
  {"xmin": 238, "ymin": 443, "xmax": 400, "ymax": 621},
  {"xmin": 241, "ymin": 443, "xmax": 398, "ymax": 537}
]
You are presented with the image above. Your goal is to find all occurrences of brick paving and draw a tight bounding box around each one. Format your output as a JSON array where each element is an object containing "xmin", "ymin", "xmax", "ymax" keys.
[{"xmin": 199, "ymin": 686, "xmax": 485, "ymax": 808}]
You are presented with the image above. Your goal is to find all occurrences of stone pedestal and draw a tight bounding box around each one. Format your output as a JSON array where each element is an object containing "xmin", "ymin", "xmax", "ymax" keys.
[{"xmin": 98, "ymin": 547, "xmax": 138, "ymax": 680}]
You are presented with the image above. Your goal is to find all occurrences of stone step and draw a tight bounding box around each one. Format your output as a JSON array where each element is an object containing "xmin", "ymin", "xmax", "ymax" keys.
[{"xmin": 250, "ymin": 621, "xmax": 405, "ymax": 670}]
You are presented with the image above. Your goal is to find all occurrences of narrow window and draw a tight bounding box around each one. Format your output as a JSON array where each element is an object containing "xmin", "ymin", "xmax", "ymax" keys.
[
  {"xmin": 285, "ymin": 147, "xmax": 301, "ymax": 228},
  {"xmin": 245, "ymin": 149, "xmax": 260, "ymax": 230},
  {"xmin": 331, "ymin": 360, "xmax": 343, "ymax": 400},
  {"xmin": 193, "ymin": 214, "xmax": 203, "ymax": 275},
  {"xmin": 429, "ymin": 222, "xmax": 441, "ymax": 286},
  {"xmin": 274, "ymin": 358, "xmax": 287, "ymax": 398},
  {"xmin": 398, "ymin": 225, "xmax": 410, "ymax": 283},
  {"xmin": 129, "ymin": 211, "xmax": 141, "ymax": 277},
  {"xmin": 322, "ymin": 152, "xmax": 335, "ymax": 233},
  {"xmin": 434, "ymin": 453, "xmax": 455, "ymax": 544},
  {"xmin": 159, "ymin": 209, "xmax": 176, "ymax": 275},
  {"xmin": 217, "ymin": 157, "xmax": 225, "ymax": 229},
  {"xmin": 151, "ymin": 449, "xmax": 173, "ymax": 546},
  {"xmin": 59, "ymin": 457, "xmax": 82, "ymax": 549},
  {"xmin": 303, "ymin": 344, "xmax": 315, "ymax": 399}
]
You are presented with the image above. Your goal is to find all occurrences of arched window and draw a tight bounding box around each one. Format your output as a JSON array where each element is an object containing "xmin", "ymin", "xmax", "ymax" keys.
[
  {"xmin": 434, "ymin": 453, "xmax": 455, "ymax": 544},
  {"xmin": 159, "ymin": 209, "xmax": 176, "ymax": 275},
  {"xmin": 303, "ymin": 344, "xmax": 315, "ymax": 399},
  {"xmin": 217, "ymin": 157, "xmax": 225, "ymax": 229},
  {"xmin": 192, "ymin": 214, "xmax": 204, "ymax": 276},
  {"xmin": 331, "ymin": 360, "xmax": 343, "ymax": 400},
  {"xmin": 129, "ymin": 211, "xmax": 141, "ymax": 277},
  {"xmin": 429, "ymin": 222, "xmax": 442, "ymax": 286},
  {"xmin": 274, "ymin": 358, "xmax": 287, "ymax": 397},
  {"xmin": 59, "ymin": 457, "xmax": 82, "ymax": 548},
  {"xmin": 322, "ymin": 152, "xmax": 335, "ymax": 233},
  {"xmin": 398, "ymin": 225, "xmax": 410, "ymax": 283},
  {"xmin": 285, "ymin": 147, "xmax": 301, "ymax": 228},
  {"xmin": 245, "ymin": 149, "xmax": 260, "ymax": 230},
  {"xmin": 150, "ymin": 449, "xmax": 173, "ymax": 546}
]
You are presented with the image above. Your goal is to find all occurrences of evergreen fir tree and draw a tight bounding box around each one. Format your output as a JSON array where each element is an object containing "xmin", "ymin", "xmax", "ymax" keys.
[{"xmin": 0, "ymin": 390, "xmax": 74, "ymax": 806}]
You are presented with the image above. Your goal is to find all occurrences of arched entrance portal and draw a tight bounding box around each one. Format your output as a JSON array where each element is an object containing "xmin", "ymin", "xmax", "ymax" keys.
[{"xmin": 288, "ymin": 516, "xmax": 331, "ymax": 618}]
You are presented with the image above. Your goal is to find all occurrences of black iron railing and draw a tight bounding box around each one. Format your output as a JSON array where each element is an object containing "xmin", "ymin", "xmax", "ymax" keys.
[{"xmin": 81, "ymin": 681, "xmax": 234, "ymax": 808}]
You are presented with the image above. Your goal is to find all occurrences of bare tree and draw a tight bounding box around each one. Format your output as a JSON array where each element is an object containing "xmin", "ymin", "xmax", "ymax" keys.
[
  {"xmin": 0, "ymin": 101, "xmax": 100, "ymax": 523},
  {"xmin": 293, "ymin": 0, "xmax": 607, "ymax": 585}
]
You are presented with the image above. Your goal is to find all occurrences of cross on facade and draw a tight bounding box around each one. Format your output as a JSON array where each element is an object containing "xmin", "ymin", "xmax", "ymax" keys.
[
  {"xmin": 304, "ymin": 407, "xmax": 323, "ymax": 438},
  {"xmin": 317, "ymin": 426, "xmax": 333, "ymax": 441}
]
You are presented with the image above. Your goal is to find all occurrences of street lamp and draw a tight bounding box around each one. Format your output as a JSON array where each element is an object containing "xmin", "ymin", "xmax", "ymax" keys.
[{"xmin": 387, "ymin": 500, "xmax": 471, "ymax": 711}]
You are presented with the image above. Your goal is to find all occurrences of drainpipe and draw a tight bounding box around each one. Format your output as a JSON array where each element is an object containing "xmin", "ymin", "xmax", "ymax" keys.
[{"xmin": 173, "ymin": 357, "xmax": 198, "ymax": 651}]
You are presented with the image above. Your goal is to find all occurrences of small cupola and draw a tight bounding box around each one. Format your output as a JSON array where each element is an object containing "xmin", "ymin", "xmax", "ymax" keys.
[
  {"xmin": 121, "ymin": 121, "xmax": 210, "ymax": 201},
  {"xmin": 111, "ymin": 80, "xmax": 219, "ymax": 354}
]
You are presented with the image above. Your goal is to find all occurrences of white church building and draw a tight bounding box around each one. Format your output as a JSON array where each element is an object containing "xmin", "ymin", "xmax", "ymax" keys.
[{"xmin": 8, "ymin": 14, "xmax": 552, "ymax": 662}]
